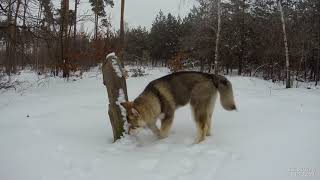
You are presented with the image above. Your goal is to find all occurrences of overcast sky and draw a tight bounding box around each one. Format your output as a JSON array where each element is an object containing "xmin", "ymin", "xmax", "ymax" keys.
[
  {"xmin": 109, "ymin": 0, "xmax": 198, "ymax": 29},
  {"xmin": 52, "ymin": 0, "xmax": 198, "ymax": 32}
]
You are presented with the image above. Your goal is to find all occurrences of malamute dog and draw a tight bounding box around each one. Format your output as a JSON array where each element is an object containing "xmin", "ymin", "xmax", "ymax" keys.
[{"xmin": 121, "ymin": 71, "xmax": 236, "ymax": 143}]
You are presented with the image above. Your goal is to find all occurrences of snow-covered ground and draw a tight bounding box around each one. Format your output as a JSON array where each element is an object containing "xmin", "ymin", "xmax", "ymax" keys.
[{"xmin": 1, "ymin": 67, "xmax": 320, "ymax": 180}]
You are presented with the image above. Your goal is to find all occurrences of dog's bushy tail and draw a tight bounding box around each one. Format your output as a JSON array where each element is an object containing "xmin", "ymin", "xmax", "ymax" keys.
[{"xmin": 211, "ymin": 75, "xmax": 237, "ymax": 111}]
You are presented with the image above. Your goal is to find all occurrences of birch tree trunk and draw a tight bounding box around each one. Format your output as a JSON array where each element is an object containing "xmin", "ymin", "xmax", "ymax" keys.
[
  {"xmin": 214, "ymin": 0, "xmax": 221, "ymax": 75},
  {"xmin": 102, "ymin": 53, "xmax": 128, "ymax": 142},
  {"xmin": 278, "ymin": 0, "xmax": 291, "ymax": 88}
]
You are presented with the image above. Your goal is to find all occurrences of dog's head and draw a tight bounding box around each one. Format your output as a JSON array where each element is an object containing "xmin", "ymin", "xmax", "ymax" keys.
[{"xmin": 120, "ymin": 101, "xmax": 146, "ymax": 134}]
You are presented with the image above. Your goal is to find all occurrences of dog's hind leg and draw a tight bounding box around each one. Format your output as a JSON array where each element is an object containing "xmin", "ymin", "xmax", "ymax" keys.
[
  {"xmin": 190, "ymin": 82, "xmax": 214, "ymax": 143},
  {"xmin": 191, "ymin": 106, "xmax": 209, "ymax": 143},
  {"xmin": 206, "ymin": 93, "xmax": 217, "ymax": 136}
]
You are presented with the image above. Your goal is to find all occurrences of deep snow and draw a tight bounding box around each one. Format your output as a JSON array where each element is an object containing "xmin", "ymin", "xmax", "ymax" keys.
[{"xmin": 0, "ymin": 67, "xmax": 319, "ymax": 180}]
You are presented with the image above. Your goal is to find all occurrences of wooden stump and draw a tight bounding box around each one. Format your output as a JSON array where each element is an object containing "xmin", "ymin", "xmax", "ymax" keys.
[{"xmin": 102, "ymin": 53, "xmax": 128, "ymax": 142}]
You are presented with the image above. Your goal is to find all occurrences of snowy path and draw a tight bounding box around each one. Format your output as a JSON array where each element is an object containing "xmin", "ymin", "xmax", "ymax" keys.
[{"xmin": 1, "ymin": 68, "xmax": 320, "ymax": 180}]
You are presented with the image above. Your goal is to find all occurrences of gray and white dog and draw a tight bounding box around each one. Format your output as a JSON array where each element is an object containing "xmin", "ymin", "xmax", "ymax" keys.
[{"xmin": 121, "ymin": 71, "xmax": 237, "ymax": 143}]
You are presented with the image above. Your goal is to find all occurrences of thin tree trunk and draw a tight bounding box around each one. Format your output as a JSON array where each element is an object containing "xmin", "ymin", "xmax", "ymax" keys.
[
  {"xmin": 238, "ymin": 0, "xmax": 245, "ymax": 76},
  {"xmin": 7, "ymin": 0, "xmax": 12, "ymax": 24},
  {"xmin": 68, "ymin": 21, "xmax": 73, "ymax": 37},
  {"xmin": 120, "ymin": 0, "xmax": 125, "ymax": 48},
  {"xmin": 316, "ymin": 36, "xmax": 319, "ymax": 86},
  {"xmin": 13, "ymin": 0, "xmax": 21, "ymax": 72},
  {"xmin": 315, "ymin": 15, "xmax": 320, "ymax": 86},
  {"xmin": 304, "ymin": 58, "xmax": 307, "ymax": 82},
  {"xmin": 23, "ymin": 0, "xmax": 27, "ymax": 26},
  {"xmin": 278, "ymin": 0, "xmax": 291, "ymax": 88},
  {"xmin": 71, "ymin": 0, "xmax": 77, "ymax": 70},
  {"xmin": 6, "ymin": 0, "xmax": 21, "ymax": 74},
  {"xmin": 35, "ymin": 3, "xmax": 42, "ymax": 72},
  {"xmin": 5, "ymin": 0, "xmax": 12, "ymax": 75},
  {"xmin": 119, "ymin": 0, "xmax": 125, "ymax": 68},
  {"xmin": 21, "ymin": 0, "xmax": 28, "ymax": 68},
  {"xmin": 14, "ymin": 0, "xmax": 21, "ymax": 25},
  {"xmin": 73, "ymin": 0, "xmax": 78, "ymax": 42},
  {"xmin": 213, "ymin": 0, "xmax": 221, "ymax": 75},
  {"xmin": 296, "ymin": 42, "xmax": 305, "ymax": 84},
  {"xmin": 94, "ymin": 13, "xmax": 98, "ymax": 40},
  {"xmin": 58, "ymin": 0, "xmax": 64, "ymax": 76},
  {"xmin": 61, "ymin": 0, "xmax": 70, "ymax": 78}
]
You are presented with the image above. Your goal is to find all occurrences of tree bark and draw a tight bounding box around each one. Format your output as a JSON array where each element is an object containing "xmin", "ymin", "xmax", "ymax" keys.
[
  {"xmin": 120, "ymin": 0, "xmax": 125, "ymax": 49},
  {"xmin": 94, "ymin": 13, "xmax": 98, "ymax": 40},
  {"xmin": 213, "ymin": 0, "xmax": 221, "ymax": 75},
  {"xmin": 238, "ymin": 0, "xmax": 245, "ymax": 76},
  {"xmin": 34, "ymin": 3, "xmax": 42, "ymax": 72},
  {"xmin": 5, "ymin": 0, "xmax": 21, "ymax": 74},
  {"xmin": 61, "ymin": 0, "xmax": 70, "ymax": 78},
  {"xmin": 316, "ymin": 16, "xmax": 320, "ymax": 86},
  {"xmin": 5, "ymin": 0, "xmax": 12, "ymax": 75},
  {"xmin": 73, "ymin": 0, "xmax": 79, "ymax": 42},
  {"xmin": 21, "ymin": 0, "xmax": 28, "ymax": 68},
  {"xmin": 23, "ymin": 0, "xmax": 27, "ymax": 26},
  {"xmin": 102, "ymin": 53, "xmax": 128, "ymax": 142},
  {"xmin": 278, "ymin": 0, "xmax": 291, "ymax": 88},
  {"xmin": 119, "ymin": 0, "xmax": 125, "ymax": 68},
  {"xmin": 12, "ymin": 0, "xmax": 21, "ymax": 72}
]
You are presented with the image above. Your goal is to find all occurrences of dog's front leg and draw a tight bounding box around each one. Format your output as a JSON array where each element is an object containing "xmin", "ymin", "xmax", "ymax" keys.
[{"xmin": 147, "ymin": 123, "xmax": 161, "ymax": 138}]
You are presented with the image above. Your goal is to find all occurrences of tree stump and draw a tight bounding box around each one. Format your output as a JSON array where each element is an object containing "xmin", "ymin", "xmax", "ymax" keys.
[{"xmin": 102, "ymin": 53, "xmax": 128, "ymax": 142}]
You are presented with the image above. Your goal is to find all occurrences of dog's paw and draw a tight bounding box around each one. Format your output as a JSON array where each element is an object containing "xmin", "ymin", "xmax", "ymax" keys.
[
  {"xmin": 193, "ymin": 137, "xmax": 206, "ymax": 144},
  {"xmin": 158, "ymin": 132, "xmax": 169, "ymax": 139}
]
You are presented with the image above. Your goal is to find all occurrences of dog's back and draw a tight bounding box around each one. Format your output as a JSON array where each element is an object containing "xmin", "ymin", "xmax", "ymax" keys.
[
  {"xmin": 141, "ymin": 71, "xmax": 236, "ymax": 110},
  {"xmin": 144, "ymin": 72, "xmax": 210, "ymax": 106}
]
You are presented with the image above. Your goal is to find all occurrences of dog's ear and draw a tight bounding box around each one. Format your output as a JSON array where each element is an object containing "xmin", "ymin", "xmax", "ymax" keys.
[
  {"xmin": 131, "ymin": 108, "xmax": 140, "ymax": 117},
  {"xmin": 120, "ymin": 101, "xmax": 133, "ymax": 110}
]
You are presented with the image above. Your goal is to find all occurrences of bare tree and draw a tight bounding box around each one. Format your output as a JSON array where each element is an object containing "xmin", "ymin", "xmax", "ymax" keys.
[{"xmin": 278, "ymin": 0, "xmax": 291, "ymax": 88}]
